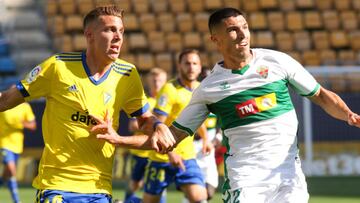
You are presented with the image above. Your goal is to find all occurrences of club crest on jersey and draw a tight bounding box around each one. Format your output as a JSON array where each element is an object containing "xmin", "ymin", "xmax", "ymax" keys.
[
  {"xmin": 104, "ymin": 92, "xmax": 112, "ymax": 105},
  {"xmin": 235, "ymin": 93, "xmax": 277, "ymax": 118},
  {"xmin": 26, "ymin": 66, "xmax": 41, "ymax": 83},
  {"xmin": 256, "ymin": 65, "xmax": 269, "ymax": 79},
  {"xmin": 158, "ymin": 95, "xmax": 167, "ymax": 107}
]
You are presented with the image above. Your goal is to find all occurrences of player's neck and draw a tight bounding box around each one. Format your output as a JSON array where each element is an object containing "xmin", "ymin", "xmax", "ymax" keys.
[
  {"xmin": 224, "ymin": 49, "xmax": 253, "ymax": 70},
  {"xmin": 178, "ymin": 78, "xmax": 197, "ymax": 90},
  {"xmin": 149, "ymin": 89, "xmax": 157, "ymax": 98},
  {"xmin": 85, "ymin": 51, "xmax": 112, "ymax": 78}
]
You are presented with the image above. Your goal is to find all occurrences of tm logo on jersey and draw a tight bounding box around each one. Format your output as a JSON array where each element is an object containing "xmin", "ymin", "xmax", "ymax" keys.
[{"xmin": 236, "ymin": 93, "xmax": 277, "ymax": 117}]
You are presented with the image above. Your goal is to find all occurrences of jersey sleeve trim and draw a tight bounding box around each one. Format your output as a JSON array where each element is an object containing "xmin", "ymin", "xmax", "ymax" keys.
[
  {"xmin": 172, "ymin": 121, "xmax": 193, "ymax": 136},
  {"xmin": 153, "ymin": 108, "xmax": 168, "ymax": 116},
  {"xmin": 301, "ymin": 83, "xmax": 320, "ymax": 97},
  {"xmin": 16, "ymin": 82, "xmax": 29, "ymax": 97},
  {"xmin": 130, "ymin": 103, "xmax": 150, "ymax": 117}
]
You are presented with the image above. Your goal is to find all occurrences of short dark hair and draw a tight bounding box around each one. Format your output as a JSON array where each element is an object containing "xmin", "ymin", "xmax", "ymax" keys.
[
  {"xmin": 208, "ymin": 7, "xmax": 246, "ymax": 34},
  {"xmin": 83, "ymin": 5, "xmax": 124, "ymax": 29},
  {"xmin": 178, "ymin": 49, "xmax": 200, "ymax": 63}
]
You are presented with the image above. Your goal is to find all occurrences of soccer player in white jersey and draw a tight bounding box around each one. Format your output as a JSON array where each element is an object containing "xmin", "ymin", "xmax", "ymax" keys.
[
  {"xmin": 0, "ymin": 5, "xmax": 175, "ymax": 203},
  {"xmin": 172, "ymin": 8, "xmax": 360, "ymax": 203},
  {"xmin": 92, "ymin": 7, "xmax": 360, "ymax": 203}
]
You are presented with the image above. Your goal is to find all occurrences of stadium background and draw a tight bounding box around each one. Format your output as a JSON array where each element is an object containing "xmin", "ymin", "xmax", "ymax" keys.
[{"xmin": 0, "ymin": 0, "xmax": 360, "ymax": 200}]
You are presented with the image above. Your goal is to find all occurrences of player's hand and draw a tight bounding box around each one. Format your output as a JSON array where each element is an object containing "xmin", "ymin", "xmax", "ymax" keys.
[
  {"xmin": 90, "ymin": 111, "xmax": 121, "ymax": 146},
  {"xmin": 348, "ymin": 112, "xmax": 360, "ymax": 128},
  {"xmin": 202, "ymin": 141, "xmax": 214, "ymax": 155},
  {"xmin": 151, "ymin": 123, "xmax": 176, "ymax": 153},
  {"xmin": 168, "ymin": 151, "xmax": 185, "ymax": 171}
]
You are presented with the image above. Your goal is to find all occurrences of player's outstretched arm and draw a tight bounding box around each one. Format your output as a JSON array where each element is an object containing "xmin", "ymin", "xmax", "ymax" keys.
[
  {"xmin": 309, "ymin": 86, "xmax": 360, "ymax": 128},
  {"xmin": 23, "ymin": 120, "xmax": 37, "ymax": 131},
  {"xmin": 0, "ymin": 86, "xmax": 25, "ymax": 112},
  {"xmin": 90, "ymin": 111, "xmax": 177, "ymax": 153}
]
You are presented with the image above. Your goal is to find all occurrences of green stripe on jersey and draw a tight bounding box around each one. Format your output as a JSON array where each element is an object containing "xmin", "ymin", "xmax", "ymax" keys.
[
  {"xmin": 172, "ymin": 121, "xmax": 194, "ymax": 136},
  {"xmin": 222, "ymin": 135, "xmax": 231, "ymax": 191},
  {"xmin": 301, "ymin": 83, "xmax": 320, "ymax": 97},
  {"xmin": 231, "ymin": 64, "xmax": 250, "ymax": 75},
  {"xmin": 208, "ymin": 79, "xmax": 294, "ymax": 130}
]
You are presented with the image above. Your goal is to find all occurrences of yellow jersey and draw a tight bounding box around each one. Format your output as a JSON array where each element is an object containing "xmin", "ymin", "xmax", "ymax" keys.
[
  {"xmin": 129, "ymin": 97, "xmax": 156, "ymax": 158},
  {"xmin": 0, "ymin": 102, "xmax": 35, "ymax": 154},
  {"xmin": 16, "ymin": 52, "xmax": 148, "ymax": 194},
  {"xmin": 150, "ymin": 79, "xmax": 199, "ymax": 162}
]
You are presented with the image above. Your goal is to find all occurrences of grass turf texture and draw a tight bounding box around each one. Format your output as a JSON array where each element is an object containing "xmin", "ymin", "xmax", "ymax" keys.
[{"xmin": 1, "ymin": 185, "xmax": 360, "ymax": 203}]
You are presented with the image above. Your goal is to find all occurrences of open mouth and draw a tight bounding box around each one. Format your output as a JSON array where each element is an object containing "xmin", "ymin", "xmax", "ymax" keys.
[
  {"xmin": 110, "ymin": 45, "xmax": 119, "ymax": 52},
  {"xmin": 238, "ymin": 41, "xmax": 248, "ymax": 46}
]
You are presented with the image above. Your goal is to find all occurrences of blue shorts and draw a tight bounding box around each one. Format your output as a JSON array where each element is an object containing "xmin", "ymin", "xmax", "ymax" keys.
[
  {"xmin": 143, "ymin": 159, "xmax": 205, "ymax": 195},
  {"xmin": 0, "ymin": 148, "xmax": 19, "ymax": 164},
  {"xmin": 130, "ymin": 154, "xmax": 149, "ymax": 181},
  {"xmin": 35, "ymin": 190, "xmax": 112, "ymax": 203}
]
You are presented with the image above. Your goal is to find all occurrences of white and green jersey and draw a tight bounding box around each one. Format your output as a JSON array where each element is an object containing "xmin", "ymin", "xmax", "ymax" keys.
[{"xmin": 173, "ymin": 48, "xmax": 320, "ymax": 191}]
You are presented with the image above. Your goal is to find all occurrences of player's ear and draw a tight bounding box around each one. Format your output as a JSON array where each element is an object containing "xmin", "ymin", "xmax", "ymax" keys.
[
  {"xmin": 210, "ymin": 34, "xmax": 219, "ymax": 44},
  {"xmin": 84, "ymin": 27, "xmax": 93, "ymax": 41}
]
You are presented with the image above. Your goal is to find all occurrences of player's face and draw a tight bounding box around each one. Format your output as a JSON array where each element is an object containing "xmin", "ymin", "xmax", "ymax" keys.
[
  {"xmin": 178, "ymin": 53, "xmax": 202, "ymax": 82},
  {"xmin": 91, "ymin": 15, "xmax": 124, "ymax": 61},
  {"xmin": 211, "ymin": 15, "xmax": 251, "ymax": 59},
  {"xmin": 148, "ymin": 73, "xmax": 167, "ymax": 94}
]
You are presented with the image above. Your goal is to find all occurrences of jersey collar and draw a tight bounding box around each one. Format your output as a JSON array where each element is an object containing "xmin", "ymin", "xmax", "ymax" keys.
[
  {"xmin": 81, "ymin": 52, "xmax": 112, "ymax": 85},
  {"xmin": 176, "ymin": 78, "xmax": 197, "ymax": 92},
  {"xmin": 217, "ymin": 49, "xmax": 255, "ymax": 75}
]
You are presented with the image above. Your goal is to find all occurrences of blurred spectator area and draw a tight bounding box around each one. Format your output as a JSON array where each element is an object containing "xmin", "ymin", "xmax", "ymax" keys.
[
  {"xmin": 1, "ymin": 0, "xmax": 360, "ymax": 92},
  {"xmin": 0, "ymin": 16, "xmax": 17, "ymax": 90},
  {"xmin": 43, "ymin": 0, "xmax": 360, "ymax": 92},
  {"xmin": 0, "ymin": 0, "xmax": 53, "ymax": 90}
]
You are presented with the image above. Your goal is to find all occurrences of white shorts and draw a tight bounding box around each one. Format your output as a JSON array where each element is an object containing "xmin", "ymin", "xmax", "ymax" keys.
[
  {"xmin": 222, "ymin": 175, "xmax": 309, "ymax": 203},
  {"xmin": 195, "ymin": 147, "xmax": 219, "ymax": 188}
]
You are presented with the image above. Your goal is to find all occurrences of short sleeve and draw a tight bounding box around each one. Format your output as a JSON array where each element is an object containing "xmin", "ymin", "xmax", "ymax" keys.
[
  {"xmin": 173, "ymin": 87, "xmax": 209, "ymax": 136},
  {"xmin": 283, "ymin": 54, "xmax": 320, "ymax": 97},
  {"xmin": 153, "ymin": 83, "xmax": 175, "ymax": 116},
  {"xmin": 17, "ymin": 55, "xmax": 56, "ymax": 100},
  {"xmin": 122, "ymin": 67, "xmax": 149, "ymax": 117}
]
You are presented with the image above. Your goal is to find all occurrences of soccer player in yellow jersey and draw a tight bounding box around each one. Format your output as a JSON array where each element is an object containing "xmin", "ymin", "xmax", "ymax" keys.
[
  {"xmin": 141, "ymin": 49, "xmax": 211, "ymax": 203},
  {"xmin": 124, "ymin": 68, "xmax": 167, "ymax": 203},
  {"xmin": 0, "ymin": 6, "xmax": 175, "ymax": 203},
  {"xmin": 0, "ymin": 101, "xmax": 36, "ymax": 203}
]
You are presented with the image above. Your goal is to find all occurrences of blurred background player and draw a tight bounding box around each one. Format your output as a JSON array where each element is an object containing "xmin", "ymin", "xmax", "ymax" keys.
[
  {"xmin": 123, "ymin": 68, "xmax": 167, "ymax": 203},
  {"xmin": 182, "ymin": 68, "xmax": 220, "ymax": 203},
  {"xmin": 188, "ymin": 115, "xmax": 219, "ymax": 202},
  {"xmin": 142, "ymin": 49, "xmax": 210, "ymax": 203},
  {"xmin": 0, "ymin": 99, "xmax": 36, "ymax": 203}
]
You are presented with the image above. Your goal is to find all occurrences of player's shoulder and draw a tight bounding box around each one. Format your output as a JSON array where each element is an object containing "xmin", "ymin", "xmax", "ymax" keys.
[
  {"xmin": 53, "ymin": 52, "xmax": 83, "ymax": 62},
  {"xmin": 157, "ymin": 79, "xmax": 177, "ymax": 95},
  {"xmin": 170, "ymin": 78, "xmax": 191, "ymax": 92},
  {"xmin": 166, "ymin": 78, "xmax": 178, "ymax": 88},
  {"xmin": 198, "ymin": 65, "xmax": 221, "ymax": 87},
  {"xmin": 253, "ymin": 48, "xmax": 293, "ymax": 62},
  {"xmin": 19, "ymin": 102, "xmax": 31, "ymax": 108},
  {"xmin": 111, "ymin": 58, "xmax": 136, "ymax": 76}
]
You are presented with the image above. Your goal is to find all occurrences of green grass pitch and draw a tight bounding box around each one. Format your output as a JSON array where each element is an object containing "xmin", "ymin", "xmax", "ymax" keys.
[{"xmin": 1, "ymin": 186, "xmax": 360, "ymax": 203}]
